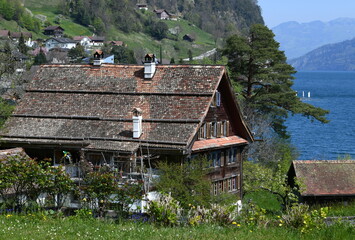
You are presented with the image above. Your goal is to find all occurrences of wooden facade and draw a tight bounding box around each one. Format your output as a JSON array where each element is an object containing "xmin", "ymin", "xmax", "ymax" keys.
[{"xmin": 0, "ymin": 62, "xmax": 253, "ymax": 198}]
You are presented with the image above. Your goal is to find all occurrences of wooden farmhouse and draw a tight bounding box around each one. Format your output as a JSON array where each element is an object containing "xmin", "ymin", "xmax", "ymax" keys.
[
  {"xmin": 0, "ymin": 55, "xmax": 253, "ymax": 198},
  {"xmin": 288, "ymin": 160, "xmax": 355, "ymax": 203},
  {"xmin": 43, "ymin": 26, "xmax": 64, "ymax": 37},
  {"xmin": 154, "ymin": 9, "xmax": 170, "ymax": 20}
]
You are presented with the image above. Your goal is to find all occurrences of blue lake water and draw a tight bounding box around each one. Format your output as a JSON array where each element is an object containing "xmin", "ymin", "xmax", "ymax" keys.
[{"xmin": 286, "ymin": 71, "xmax": 355, "ymax": 160}]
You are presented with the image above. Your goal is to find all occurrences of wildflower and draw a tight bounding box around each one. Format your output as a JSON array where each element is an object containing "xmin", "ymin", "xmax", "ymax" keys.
[
  {"xmin": 232, "ymin": 222, "xmax": 237, "ymax": 225},
  {"xmin": 237, "ymin": 224, "xmax": 241, "ymax": 227},
  {"xmin": 100, "ymin": 200, "xmax": 104, "ymax": 203},
  {"xmin": 6, "ymin": 214, "xmax": 12, "ymax": 218},
  {"xmin": 279, "ymin": 223, "xmax": 283, "ymax": 227},
  {"xmin": 249, "ymin": 230, "xmax": 253, "ymax": 232},
  {"xmin": 83, "ymin": 198, "xmax": 87, "ymax": 202}
]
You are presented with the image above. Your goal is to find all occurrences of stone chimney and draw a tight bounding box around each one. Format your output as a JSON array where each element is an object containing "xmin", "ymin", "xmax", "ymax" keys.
[
  {"xmin": 132, "ymin": 108, "xmax": 143, "ymax": 139},
  {"xmin": 93, "ymin": 50, "xmax": 104, "ymax": 66},
  {"xmin": 144, "ymin": 53, "xmax": 156, "ymax": 79}
]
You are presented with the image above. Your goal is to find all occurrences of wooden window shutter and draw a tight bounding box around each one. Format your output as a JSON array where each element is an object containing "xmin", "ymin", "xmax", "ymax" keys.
[
  {"xmin": 226, "ymin": 121, "xmax": 230, "ymax": 136},
  {"xmin": 206, "ymin": 122, "xmax": 212, "ymax": 138},
  {"xmin": 217, "ymin": 122, "xmax": 222, "ymax": 137}
]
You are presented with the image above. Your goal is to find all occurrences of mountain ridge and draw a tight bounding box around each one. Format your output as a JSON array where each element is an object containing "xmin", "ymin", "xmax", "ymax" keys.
[
  {"xmin": 272, "ymin": 17, "xmax": 355, "ymax": 59},
  {"xmin": 289, "ymin": 37, "xmax": 355, "ymax": 71}
]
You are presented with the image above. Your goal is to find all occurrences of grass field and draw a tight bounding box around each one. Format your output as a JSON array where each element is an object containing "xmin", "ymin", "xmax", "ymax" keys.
[{"xmin": 0, "ymin": 215, "xmax": 353, "ymax": 240}]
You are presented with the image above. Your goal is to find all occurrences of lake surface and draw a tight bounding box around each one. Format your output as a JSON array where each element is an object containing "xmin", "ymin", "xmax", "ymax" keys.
[{"xmin": 286, "ymin": 71, "xmax": 355, "ymax": 160}]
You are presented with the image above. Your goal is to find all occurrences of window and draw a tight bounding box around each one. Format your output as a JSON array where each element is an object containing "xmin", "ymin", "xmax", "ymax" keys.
[
  {"xmin": 216, "ymin": 91, "xmax": 221, "ymax": 107},
  {"xmin": 232, "ymin": 177, "xmax": 236, "ymax": 191},
  {"xmin": 228, "ymin": 147, "xmax": 237, "ymax": 164},
  {"xmin": 209, "ymin": 151, "xmax": 221, "ymax": 167}
]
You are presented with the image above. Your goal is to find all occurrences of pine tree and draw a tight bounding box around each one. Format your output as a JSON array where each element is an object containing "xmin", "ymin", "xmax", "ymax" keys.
[
  {"xmin": 34, "ymin": 48, "xmax": 47, "ymax": 65},
  {"xmin": 18, "ymin": 34, "xmax": 27, "ymax": 54},
  {"xmin": 223, "ymin": 24, "xmax": 329, "ymax": 138}
]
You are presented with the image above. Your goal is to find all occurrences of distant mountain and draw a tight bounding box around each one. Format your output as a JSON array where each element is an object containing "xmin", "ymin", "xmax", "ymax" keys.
[
  {"xmin": 289, "ymin": 38, "xmax": 355, "ymax": 71},
  {"xmin": 272, "ymin": 18, "xmax": 355, "ymax": 59}
]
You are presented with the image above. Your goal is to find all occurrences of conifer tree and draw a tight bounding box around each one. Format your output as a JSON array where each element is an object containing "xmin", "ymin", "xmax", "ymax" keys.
[{"xmin": 223, "ymin": 24, "xmax": 329, "ymax": 138}]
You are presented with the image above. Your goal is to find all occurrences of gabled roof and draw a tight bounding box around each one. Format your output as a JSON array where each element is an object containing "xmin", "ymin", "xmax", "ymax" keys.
[
  {"xmin": 44, "ymin": 26, "xmax": 64, "ymax": 31},
  {"xmin": 10, "ymin": 32, "xmax": 32, "ymax": 38},
  {"xmin": 47, "ymin": 38, "xmax": 76, "ymax": 43},
  {"xmin": 1, "ymin": 64, "xmax": 252, "ymax": 153},
  {"xmin": 154, "ymin": 9, "xmax": 170, "ymax": 15},
  {"xmin": 290, "ymin": 160, "xmax": 355, "ymax": 196},
  {"xmin": 89, "ymin": 36, "xmax": 105, "ymax": 41}
]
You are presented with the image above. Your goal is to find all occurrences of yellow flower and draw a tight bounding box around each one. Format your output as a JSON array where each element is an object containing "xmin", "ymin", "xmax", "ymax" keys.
[
  {"xmin": 83, "ymin": 198, "xmax": 87, "ymax": 202},
  {"xmin": 6, "ymin": 214, "xmax": 12, "ymax": 218},
  {"xmin": 279, "ymin": 223, "xmax": 283, "ymax": 227},
  {"xmin": 232, "ymin": 221, "xmax": 237, "ymax": 225},
  {"xmin": 249, "ymin": 230, "xmax": 253, "ymax": 233},
  {"xmin": 237, "ymin": 224, "xmax": 241, "ymax": 227}
]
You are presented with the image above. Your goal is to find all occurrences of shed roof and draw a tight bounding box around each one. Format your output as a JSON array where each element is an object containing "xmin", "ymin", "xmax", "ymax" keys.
[
  {"xmin": 1, "ymin": 64, "xmax": 251, "ymax": 152},
  {"xmin": 291, "ymin": 160, "xmax": 355, "ymax": 196}
]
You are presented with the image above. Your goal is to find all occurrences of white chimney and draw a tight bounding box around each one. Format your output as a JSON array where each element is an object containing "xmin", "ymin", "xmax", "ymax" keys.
[
  {"xmin": 144, "ymin": 53, "xmax": 156, "ymax": 79},
  {"xmin": 132, "ymin": 108, "xmax": 143, "ymax": 139}
]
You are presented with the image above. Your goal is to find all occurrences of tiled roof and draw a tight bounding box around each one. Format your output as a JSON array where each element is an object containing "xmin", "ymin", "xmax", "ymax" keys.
[
  {"xmin": 292, "ymin": 160, "xmax": 355, "ymax": 196},
  {"xmin": 192, "ymin": 136, "xmax": 248, "ymax": 152},
  {"xmin": 48, "ymin": 38, "xmax": 76, "ymax": 43},
  {"xmin": 2, "ymin": 64, "xmax": 227, "ymax": 151},
  {"xmin": 0, "ymin": 30, "xmax": 9, "ymax": 37},
  {"xmin": 73, "ymin": 36, "xmax": 89, "ymax": 41}
]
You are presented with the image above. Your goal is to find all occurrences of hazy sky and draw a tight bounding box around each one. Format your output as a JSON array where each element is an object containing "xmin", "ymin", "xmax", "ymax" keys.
[{"xmin": 258, "ymin": 0, "xmax": 355, "ymax": 28}]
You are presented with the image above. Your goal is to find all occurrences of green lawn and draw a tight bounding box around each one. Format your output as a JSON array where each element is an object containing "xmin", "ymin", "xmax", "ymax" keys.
[{"xmin": 0, "ymin": 215, "xmax": 353, "ymax": 240}]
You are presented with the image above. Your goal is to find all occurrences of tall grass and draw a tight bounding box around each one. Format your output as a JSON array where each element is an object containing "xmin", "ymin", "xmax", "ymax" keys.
[{"xmin": 0, "ymin": 214, "xmax": 353, "ymax": 240}]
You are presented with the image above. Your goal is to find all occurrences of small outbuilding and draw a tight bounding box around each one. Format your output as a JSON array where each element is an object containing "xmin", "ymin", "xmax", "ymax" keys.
[{"xmin": 288, "ymin": 160, "xmax": 355, "ymax": 203}]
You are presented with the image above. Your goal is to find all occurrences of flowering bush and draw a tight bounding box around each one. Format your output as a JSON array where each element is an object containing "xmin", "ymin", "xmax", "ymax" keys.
[
  {"xmin": 147, "ymin": 193, "xmax": 182, "ymax": 226},
  {"xmin": 187, "ymin": 203, "xmax": 240, "ymax": 226},
  {"xmin": 281, "ymin": 203, "xmax": 328, "ymax": 232}
]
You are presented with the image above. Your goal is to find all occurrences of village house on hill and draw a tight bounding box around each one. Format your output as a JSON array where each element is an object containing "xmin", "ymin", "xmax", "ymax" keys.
[
  {"xmin": 45, "ymin": 37, "xmax": 77, "ymax": 50},
  {"xmin": 0, "ymin": 55, "xmax": 253, "ymax": 197},
  {"xmin": 154, "ymin": 9, "xmax": 170, "ymax": 20},
  {"xmin": 43, "ymin": 26, "xmax": 64, "ymax": 37}
]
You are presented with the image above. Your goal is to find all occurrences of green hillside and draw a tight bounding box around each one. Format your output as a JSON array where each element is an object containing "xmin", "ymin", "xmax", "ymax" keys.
[{"xmin": 20, "ymin": 0, "xmax": 216, "ymax": 60}]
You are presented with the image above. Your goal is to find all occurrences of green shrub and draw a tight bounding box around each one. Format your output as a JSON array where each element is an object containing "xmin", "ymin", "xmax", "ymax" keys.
[{"xmin": 147, "ymin": 193, "xmax": 182, "ymax": 226}]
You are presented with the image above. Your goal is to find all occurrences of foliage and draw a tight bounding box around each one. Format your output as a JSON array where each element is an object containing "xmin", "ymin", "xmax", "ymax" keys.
[
  {"xmin": 148, "ymin": 21, "xmax": 168, "ymax": 40},
  {"xmin": 1, "ymin": 215, "xmax": 354, "ymax": 239},
  {"xmin": 0, "ymin": 155, "xmax": 74, "ymax": 211},
  {"xmin": 238, "ymin": 201, "xmax": 268, "ymax": 227},
  {"xmin": 243, "ymin": 161, "xmax": 303, "ymax": 209},
  {"xmin": 44, "ymin": 166, "xmax": 75, "ymax": 209},
  {"xmin": 223, "ymin": 24, "xmax": 329, "ymax": 138},
  {"xmin": 154, "ymin": 157, "xmax": 212, "ymax": 208},
  {"xmin": 59, "ymin": 0, "xmax": 263, "ymax": 37},
  {"xmin": 0, "ymin": 98, "xmax": 14, "ymax": 128},
  {"xmin": 0, "ymin": 0, "xmax": 41, "ymax": 32},
  {"xmin": 0, "ymin": 41, "xmax": 15, "ymax": 79},
  {"xmin": 110, "ymin": 46, "xmax": 136, "ymax": 64},
  {"xmin": 68, "ymin": 43, "xmax": 86, "ymax": 63},
  {"xmin": 33, "ymin": 48, "xmax": 47, "ymax": 65},
  {"xmin": 281, "ymin": 204, "xmax": 328, "ymax": 233},
  {"xmin": 147, "ymin": 193, "xmax": 182, "ymax": 226},
  {"xmin": 18, "ymin": 34, "xmax": 28, "ymax": 55},
  {"xmin": 187, "ymin": 203, "xmax": 240, "ymax": 226}
]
